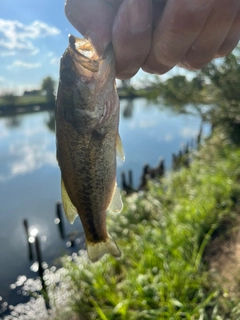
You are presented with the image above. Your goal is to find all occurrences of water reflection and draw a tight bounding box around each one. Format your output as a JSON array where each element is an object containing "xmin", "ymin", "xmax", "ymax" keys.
[
  {"xmin": 4, "ymin": 116, "xmax": 22, "ymax": 128},
  {"xmin": 122, "ymin": 99, "xmax": 134, "ymax": 118},
  {"xmin": 28, "ymin": 227, "xmax": 39, "ymax": 243},
  {"xmin": 0, "ymin": 112, "xmax": 57, "ymax": 182},
  {"xmin": 45, "ymin": 111, "xmax": 55, "ymax": 133},
  {"xmin": 0, "ymin": 98, "xmax": 210, "ymax": 315}
]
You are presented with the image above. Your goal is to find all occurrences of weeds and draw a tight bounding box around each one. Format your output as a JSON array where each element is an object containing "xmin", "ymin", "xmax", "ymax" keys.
[
  {"xmin": 5, "ymin": 133, "xmax": 240, "ymax": 320},
  {"xmin": 57, "ymin": 133, "xmax": 240, "ymax": 319}
]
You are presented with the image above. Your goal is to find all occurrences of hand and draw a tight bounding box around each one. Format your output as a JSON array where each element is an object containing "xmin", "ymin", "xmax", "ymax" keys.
[{"xmin": 65, "ymin": 0, "xmax": 240, "ymax": 79}]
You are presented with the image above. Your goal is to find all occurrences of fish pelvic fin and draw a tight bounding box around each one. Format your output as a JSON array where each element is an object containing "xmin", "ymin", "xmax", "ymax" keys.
[
  {"xmin": 61, "ymin": 178, "xmax": 78, "ymax": 224},
  {"xmin": 107, "ymin": 183, "xmax": 123, "ymax": 214},
  {"xmin": 87, "ymin": 236, "xmax": 122, "ymax": 262},
  {"xmin": 116, "ymin": 133, "xmax": 125, "ymax": 162}
]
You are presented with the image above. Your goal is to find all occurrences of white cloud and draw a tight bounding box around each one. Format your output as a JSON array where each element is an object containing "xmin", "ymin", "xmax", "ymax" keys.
[
  {"xmin": 0, "ymin": 133, "xmax": 57, "ymax": 182},
  {"xmin": 139, "ymin": 119, "xmax": 157, "ymax": 129},
  {"xmin": 47, "ymin": 52, "xmax": 54, "ymax": 57},
  {"xmin": 179, "ymin": 127, "xmax": 198, "ymax": 138},
  {"xmin": 47, "ymin": 52, "xmax": 60, "ymax": 65},
  {"xmin": 10, "ymin": 142, "xmax": 56, "ymax": 176},
  {"xmin": 6, "ymin": 60, "xmax": 41, "ymax": 69},
  {"xmin": 164, "ymin": 134, "xmax": 173, "ymax": 142},
  {"xmin": 0, "ymin": 19, "xmax": 61, "ymax": 56},
  {"xmin": 50, "ymin": 57, "xmax": 60, "ymax": 65}
]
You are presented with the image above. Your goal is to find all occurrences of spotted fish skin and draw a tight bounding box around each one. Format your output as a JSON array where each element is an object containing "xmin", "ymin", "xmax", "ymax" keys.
[{"xmin": 55, "ymin": 35, "xmax": 123, "ymax": 262}]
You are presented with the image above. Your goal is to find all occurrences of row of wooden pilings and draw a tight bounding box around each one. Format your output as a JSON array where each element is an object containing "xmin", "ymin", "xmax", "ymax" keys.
[
  {"xmin": 22, "ymin": 203, "xmax": 71, "ymax": 311},
  {"xmin": 121, "ymin": 124, "xmax": 203, "ymax": 194}
]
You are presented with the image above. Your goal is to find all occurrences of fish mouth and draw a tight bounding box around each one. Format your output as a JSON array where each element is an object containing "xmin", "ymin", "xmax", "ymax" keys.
[
  {"xmin": 67, "ymin": 34, "xmax": 115, "ymax": 82},
  {"xmin": 68, "ymin": 35, "xmax": 99, "ymax": 73}
]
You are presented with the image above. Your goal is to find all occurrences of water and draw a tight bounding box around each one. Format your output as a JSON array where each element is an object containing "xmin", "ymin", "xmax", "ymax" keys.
[{"xmin": 0, "ymin": 98, "xmax": 210, "ymax": 312}]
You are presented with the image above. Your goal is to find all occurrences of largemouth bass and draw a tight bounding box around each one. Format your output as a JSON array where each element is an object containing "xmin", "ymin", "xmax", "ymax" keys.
[{"xmin": 55, "ymin": 35, "xmax": 124, "ymax": 262}]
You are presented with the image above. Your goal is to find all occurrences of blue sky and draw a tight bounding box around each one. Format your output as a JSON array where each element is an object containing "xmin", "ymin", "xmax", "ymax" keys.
[
  {"xmin": 0, "ymin": 0, "xmax": 81, "ymax": 94},
  {"xmin": 0, "ymin": 0, "xmax": 195, "ymax": 95}
]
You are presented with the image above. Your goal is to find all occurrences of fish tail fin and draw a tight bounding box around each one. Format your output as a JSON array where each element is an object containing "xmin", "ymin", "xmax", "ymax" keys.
[{"xmin": 86, "ymin": 236, "xmax": 122, "ymax": 262}]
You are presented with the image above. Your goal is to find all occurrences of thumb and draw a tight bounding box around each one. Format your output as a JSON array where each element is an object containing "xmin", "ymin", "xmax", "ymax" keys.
[{"xmin": 65, "ymin": 0, "xmax": 121, "ymax": 56}]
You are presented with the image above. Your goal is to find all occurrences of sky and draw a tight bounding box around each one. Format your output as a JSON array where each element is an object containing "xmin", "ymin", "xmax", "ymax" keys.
[
  {"xmin": 0, "ymin": 0, "xmax": 194, "ymax": 95},
  {"xmin": 0, "ymin": 0, "xmax": 79, "ymax": 94}
]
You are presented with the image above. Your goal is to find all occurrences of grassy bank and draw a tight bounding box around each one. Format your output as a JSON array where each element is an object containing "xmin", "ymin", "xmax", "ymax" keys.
[
  {"xmin": 48, "ymin": 133, "xmax": 239, "ymax": 320},
  {"xmin": 0, "ymin": 95, "xmax": 47, "ymax": 107},
  {"xmin": 5, "ymin": 133, "xmax": 240, "ymax": 320}
]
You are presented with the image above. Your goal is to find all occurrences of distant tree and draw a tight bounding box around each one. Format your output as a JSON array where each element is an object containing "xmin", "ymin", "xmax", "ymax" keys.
[
  {"xmin": 41, "ymin": 76, "xmax": 56, "ymax": 105},
  {"xmin": 2, "ymin": 92, "xmax": 17, "ymax": 106},
  {"xmin": 201, "ymin": 51, "xmax": 240, "ymax": 102},
  {"xmin": 200, "ymin": 50, "xmax": 240, "ymax": 142}
]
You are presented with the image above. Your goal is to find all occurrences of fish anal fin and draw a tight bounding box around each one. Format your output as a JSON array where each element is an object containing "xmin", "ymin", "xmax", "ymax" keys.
[
  {"xmin": 108, "ymin": 184, "xmax": 123, "ymax": 214},
  {"xmin": 87, "ymin": 235, "xmax": 121, "ymax": 262},
  {"xmin": 116, "ymin": 133, "xmax": 125, "ymax": 162},
  {"xmin": 61, "ymin": 178, "xmax": 78, "ymax": 224}
]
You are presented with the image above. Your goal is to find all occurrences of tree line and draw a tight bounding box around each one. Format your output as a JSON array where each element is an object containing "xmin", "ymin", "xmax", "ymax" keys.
[
  {"xmin": 145, "ymin": 47, "xmax": 240, "ymax": 143},
  {"xmin": 1, "ymin": 76, "xmax": 56, "ymax": 107}
]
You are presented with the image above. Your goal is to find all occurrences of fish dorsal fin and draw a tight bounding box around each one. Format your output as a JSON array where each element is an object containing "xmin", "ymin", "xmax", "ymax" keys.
[
  {"xmin": 108, "ymin": 184, "xmax": 123, "ymax": 214},
  {"xmin": 61, "ymin": 178, "xmax": 78, "ymax": 224},
  {"xmin": 116, "ymin": 133, "xmax": 125, "ymax": 162}
]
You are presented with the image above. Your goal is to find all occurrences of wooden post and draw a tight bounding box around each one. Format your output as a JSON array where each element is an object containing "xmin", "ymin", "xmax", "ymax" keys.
[
  {"xmin": 23, "ymin": 219, "xmax": 34, "ymax": 261},
  {"xmin": 35, "ymin": 236, "xmax": 50, "ymax": 309},
  {"xmin": 159, "ymin": 159, "xmax": 165, "ymax": 177},
  {"xmin": 128, "ymin": 170, "xmax": 133, "ymax": 189},
  {"xmin": 56, "ymin": 201, "xmax": 65, "ymax": 239}
]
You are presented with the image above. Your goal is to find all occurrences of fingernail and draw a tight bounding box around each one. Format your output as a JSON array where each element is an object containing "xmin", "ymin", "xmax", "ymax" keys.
[{"xmin": 128, "ymin": 0, "xmax": 151, "ymax": 33}]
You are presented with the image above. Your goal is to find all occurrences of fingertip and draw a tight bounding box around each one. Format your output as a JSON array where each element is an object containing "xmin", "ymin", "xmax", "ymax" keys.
[
  {"xmin": 177, "ymin": 60, "xmax": 202, "ymax": 71},
  {"xmin": 112, "ymin": 0, "xmax": 152, "ymax": 80},
  {"xmin": 116, "ymin": 70, "xmax": 138, "ymax": 80},
  {"xmin": 142, "ymin": 59, "xmax": 173, "ymax": 75},
  {"xmin": 216, "ymin": 39, "xmax": 240, "ymax": 58}
]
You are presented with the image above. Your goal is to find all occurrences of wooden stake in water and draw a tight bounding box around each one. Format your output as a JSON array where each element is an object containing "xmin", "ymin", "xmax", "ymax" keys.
[
  {"xmin": 35, "ymin": 235, "xmax": 50, "ymax": 310},
  {"xmin": 23, "ymin": 219, "xmax": 34, "ymax": 261},
  {"xmin": 56, "ymin": 201, "xmax": 65, "ymax": 239}
]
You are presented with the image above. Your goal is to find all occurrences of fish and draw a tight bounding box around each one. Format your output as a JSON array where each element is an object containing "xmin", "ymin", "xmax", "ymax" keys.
[{"xmin": 55, "ymin": 35, "xmax": 125, "ymax": 262}]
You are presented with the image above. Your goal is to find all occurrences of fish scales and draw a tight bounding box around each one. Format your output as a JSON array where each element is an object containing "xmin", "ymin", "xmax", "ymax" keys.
[{"xmin": 55, "ymin": 35, "xmax": 123, "ymax": 262}]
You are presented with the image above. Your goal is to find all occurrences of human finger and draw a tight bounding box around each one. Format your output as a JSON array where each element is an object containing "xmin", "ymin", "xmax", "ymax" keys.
[
  {"xmin": 179, "ymin": 0, "xmax": 240, "ymax": 69},
  {"xmin": 65, "ymin": 0, "xmax": 122, "ymax": 56},
  {"xmin": 112, "ymin": 0, "xmax": 152, "ymax": 79},
  {"xmin": 216, "ymin": 9, "xmax": 240, "ymax": 57},
  {"xmin": 143, "ymin": 0, "xmax": 216, "ymax": 74}
]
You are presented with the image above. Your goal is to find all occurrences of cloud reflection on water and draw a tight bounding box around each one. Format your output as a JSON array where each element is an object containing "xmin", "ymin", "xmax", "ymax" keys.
[
  {"xmin": 0, "ymin": 113, "xmax": 57, "ymax": 182},
  {"xmin": 9, "ymin": 140, "xmax": 56, "ymax": 176}
]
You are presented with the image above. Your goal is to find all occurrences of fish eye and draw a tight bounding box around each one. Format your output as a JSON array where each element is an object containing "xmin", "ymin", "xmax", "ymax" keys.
[{"xmin": 60, "ymin": 67, "xmax": 75, "ymax": 86}]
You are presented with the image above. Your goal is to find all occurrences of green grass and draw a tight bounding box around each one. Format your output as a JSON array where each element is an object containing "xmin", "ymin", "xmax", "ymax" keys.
[
  {"xmin": 0, "ymin": 95, "xmax": 47, "ymax": 106},
  {"xmin": 48, "ymin": 133, "xmax": 240, "ymax": 320}
]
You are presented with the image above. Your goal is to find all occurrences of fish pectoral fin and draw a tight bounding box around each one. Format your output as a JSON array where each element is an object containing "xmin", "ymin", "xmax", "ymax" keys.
[
  {"xmin": 87, "ymin": 235, "xmax": 122, "ymax": 262},
  {"xmin": 116, "ymin": 133, "xmax": 125, "ymax": 162},
  {"xmin": 61, "ymin": 178, "xmax": 78, "ymax": 224},
  {"xmin": 108, "ymin": 184, "xmax": 123, "ymax": 214}
]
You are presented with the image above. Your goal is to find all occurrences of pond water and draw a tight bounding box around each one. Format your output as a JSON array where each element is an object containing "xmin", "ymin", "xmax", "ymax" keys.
[{"xmin": 0, "ymin": 98, "xmax": 210, "ymax": 313}]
